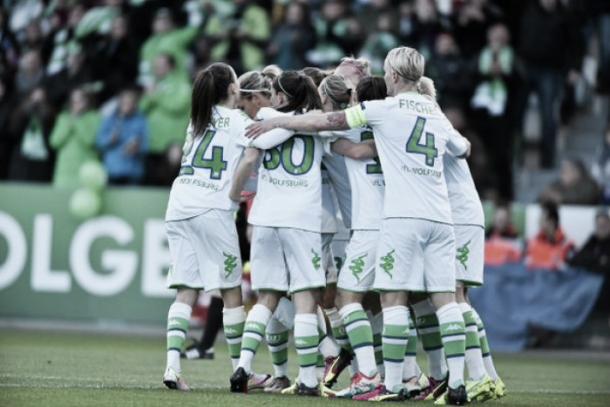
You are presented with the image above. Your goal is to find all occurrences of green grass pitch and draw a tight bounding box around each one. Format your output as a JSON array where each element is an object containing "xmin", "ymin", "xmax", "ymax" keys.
[{"xmin": 1, "ymin": 329, "xmax": 609, "ymax": 406}]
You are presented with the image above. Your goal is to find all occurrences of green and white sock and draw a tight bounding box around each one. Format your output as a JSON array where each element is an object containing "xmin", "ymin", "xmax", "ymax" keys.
[
  {"xmin": 238, "ymin": 304, "xmax": 272, "ymax": 373},
  {"xmin": 223, "ymin": 306, "xmax": 246, "ymax": 371},
  {"xmin": 370, "ymin": 311, "xmax": 384, "ymax": 376},
  {"xmin": 340, "ymin": 303, "xmax": 377, "ymax": 377},
  {"xmin": 459, "ymin": 303, "xmax": 487, "ymax": 381},
  {"xmin": 437, "ymin": 302, "xmax": 466, "ymax": 389},
  {"xmin": 295, "ymin": 313, "xmax": 319, "ymax": 388},
  {"xmin": 266, "ymin": 316, "xmax": 289, "ymax": 378},
  {"xmin": 413, "ymin": 299, "xmax": 447, "ymax": 380},
  {"xmin": 403, "ymin": 313, "xmax": 421, "ymax": 381},
  {"xmin": 166, "ymin": 302, "xmax": 191, "ymax": 374},
  {"xmin": 327, "ymin": 307, "xmax": 351, "ymax": 353},
  {"xmin": 472, "ymin": 308, "xmax": 499, "ymax": 380},
  {"xmin": 382, "ymin": 306, "xmax": 409, "ymax": 393},
  {"xmin": 318, "ymin": 307, "xmax": 340, "ymax": 358}
]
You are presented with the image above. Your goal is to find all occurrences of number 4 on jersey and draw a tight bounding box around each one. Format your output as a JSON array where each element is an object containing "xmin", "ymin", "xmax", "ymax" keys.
[
  {"xmin": 186, "ymin": 129, "xmax": 227, "ymax": 179},
  {"xmin": 406, "ymin": 117, "xmax": 437, "ymax": 167}
]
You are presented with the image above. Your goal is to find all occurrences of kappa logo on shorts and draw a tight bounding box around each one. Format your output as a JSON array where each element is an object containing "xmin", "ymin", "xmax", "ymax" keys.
[
  {"xmin": 456, "ymin": 240, "xmax": 471, "ymax": 270},
  {"xmin": 349, "ymin": 254, "xmax": 367, "ymax": 282},
  {"xmin": 379, "ymin": 249, "xmax": 396, "ymax": 278},
  {"xmin": 223, "ymin": 252, "xmax": 238, "ymax": 277},
  {"xmin": 311, "ymin": 249, "xmax": 321, "ymax": 270}
]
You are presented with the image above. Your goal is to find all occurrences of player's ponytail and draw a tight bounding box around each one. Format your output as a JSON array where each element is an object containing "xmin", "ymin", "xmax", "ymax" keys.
[
  {"xmin": 416, "ymin": 76, "xmax": 437, "ymax": 100},
  {"xmin": 191, "ymin": 63, "xmax": 235, "ymax": 137},
  {"xmin": 273, "ymin": 71, "xmax": 322, "ymax": 114},
  {"xmin": 320, "ymin": 74, "xmax": 352, "ymax": 111}
]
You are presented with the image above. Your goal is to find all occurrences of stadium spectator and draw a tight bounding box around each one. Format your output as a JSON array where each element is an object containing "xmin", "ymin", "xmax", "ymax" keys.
[
  {"xmin": 267, "ymin": 2, "xmax": 315, "ymax": 71},
  {"xmin": 308, "ymin": 0, "xmax": 351, "ymax": 67},
  {"xmin": 7, "ymin": 86, "xmax": 55, "ymax": 182},
  {"xmin": 139, "ymin": 8, "xmax": 198, "ymax": 87},
  {"xmin": 471, "ymin": 23, "xmax": 516, "ymax": 200},
  {"xmin": 569, "ymin": 209, "xmax": 610, "ymax": 275},
  {"xmin": 485, "ymin": 204, "xmax": 522, "ymax": 266},
  {"xmin": 206, "ymin": 0, "xmax": 271, "ymax": 73},
  {"xmin": 49, "ymin": 88, "xmax": 101, "ymax": 188},
  {"xmin": 45, "ymin": 47, "xmax": 94, "ymax": 108},
  {"xmin": 45, "ymin": 4, "xmax": 86, "ymax": 76},
  {"xmin": 0, "ymin": 6, "xmax": 19, "ymax": 77},
  {"xmin": 15, "ymin": 49, "xmax": 44, "ymax": 98},
  {"xmin": 359, "ymin": 12, "xmax": 399, "ymax": 74},
  {"xmin": 453, "ymin": 0, "xmax": 503, "ymax": 58},
  {"xmin": 91, "ymin": 15, "xmax": 138, "ymax": 102},
  {"xmin": 525, "ymin": 201, "xmax": 575, "ymax": 271},
  {"xmin": 426, "ymin": 32, "xmax": 472, "ymax": 107},
  {"xmin": 592, "ymin": 127, "xmax": 610, "ymax": 204},
  {"xmin": 516, "ymin": 0, "xmax": 582, "ymax": 168},
  {"xmin": 540, "ymin": 158, "xmax": 601, "ymax": 205},
  {"xmin": 140, "ymin": 54, "xmax": 190, "ymax": 186},
  {"xmin": 96, "ymin": 88, "xmax": 148, "ymax": 185},
  {"xmin": 408, "ymin": 0, "xmax": 443, "ymax": 58}
]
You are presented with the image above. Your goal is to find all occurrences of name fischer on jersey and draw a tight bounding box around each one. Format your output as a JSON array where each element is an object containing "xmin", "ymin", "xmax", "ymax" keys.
[
  {"xmin": 401, "ymin": 164, "xmax": 442, "ymax": 178},
  {"xmin": 398, "ymin": 98, "xmax": 436, "ymax": 115}
]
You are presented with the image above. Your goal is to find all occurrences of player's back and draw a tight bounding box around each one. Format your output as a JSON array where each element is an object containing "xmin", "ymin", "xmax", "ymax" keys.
[
  {"xmin": 362, "ymin": 92, "xmax": 461, "ymax": 224},
  {"xmin": 165, "ymin": 106, "xmax": 249, "ymax": 221},
  {"xmin": 249, "ymin": 108, "xmax": 325, "ymax": 233}
]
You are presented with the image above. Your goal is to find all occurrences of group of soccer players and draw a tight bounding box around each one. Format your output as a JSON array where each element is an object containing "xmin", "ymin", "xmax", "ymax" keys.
[{"xmin": 161, "ymin": 46, "xmax": 506, "ymax": 405}]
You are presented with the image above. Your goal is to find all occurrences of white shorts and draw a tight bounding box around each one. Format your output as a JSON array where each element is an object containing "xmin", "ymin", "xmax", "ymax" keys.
[
  {"xmin": 454, "ymin": 225, "xmax": 485, "ymax": 286},
  {"xmin": 338, "ymin": 230, "xmax": 379, "ymax": 293},
  {"xmin": 166, "ymin": 210, "xmax": 242, "ymax": 292},
  {"xmin": 323, "ymin": 233, "xmax": 337, "ymax": 284},
  {"xmin": 374, "ymin": 218, "xmax": 456, "ymax": 293},
  {"xmin": 250, "ymin": 226, "xmax": 325, "ymax": 293}
]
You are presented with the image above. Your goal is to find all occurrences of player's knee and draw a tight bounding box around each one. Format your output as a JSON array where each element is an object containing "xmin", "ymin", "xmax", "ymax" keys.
[
  {"xmin": 221, "ymin": 286, "xmax": 243, "ymax": 308},
  {"xmin": 175, "ymin": 288, "xmax": 198, "ymax": 306}
]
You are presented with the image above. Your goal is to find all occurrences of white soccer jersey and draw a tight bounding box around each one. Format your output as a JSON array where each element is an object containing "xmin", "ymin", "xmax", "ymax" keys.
[
  {"xmin": 443, "ymin": 143, "xmax": 485, "ymax": 227},
  {"xmin": 248, "ymin": 108, "xmax": 325, "ymax": 232},
  {"xmin": 165, "ymin": 106, "xmax": 250, "ymax": 221},
  {"xmin": 332, "ymin": 128, "xmax": 385, "ymax": 230},
  {"xmin": 345, "ymin": 92, "xmax": 468, "ymax": 224}
]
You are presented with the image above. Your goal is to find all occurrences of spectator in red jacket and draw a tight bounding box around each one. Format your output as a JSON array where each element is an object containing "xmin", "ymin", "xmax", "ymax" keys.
[
  {"xmin": 526, "ymin": 201, "xmax": 575, "ymax": 271},
  {"xmin": 485, "ymin": 204, "xmax": 522, "ymax": 266}
]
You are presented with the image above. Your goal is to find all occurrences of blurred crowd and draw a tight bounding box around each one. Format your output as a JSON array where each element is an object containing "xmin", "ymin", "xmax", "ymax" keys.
[{"xmin": 0, "ymin": 0, "xmax": 609, "ymax": 202}]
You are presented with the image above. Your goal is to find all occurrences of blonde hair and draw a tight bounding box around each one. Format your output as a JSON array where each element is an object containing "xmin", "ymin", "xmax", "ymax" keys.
[
  {"xmin": 262, "ymin": 64, "xmax": 282, "ymax": 81},
  {"xmin": 238, "ymin": 71, "xmax": 272, "ymax": 98},
  {"xmin": 385, "ymin": 46, "xmax": 425, "ymax": 83},
  {"xmin": 320, "ymin": 74, "xmax": 352, "ymax": 110},
  {"xmin": 416, "ymin": 76, "xmax": 436, "ymax": 100},
  {"xmin": 335, "ymin": 57, "xmax": 371, "ymax": 89}
]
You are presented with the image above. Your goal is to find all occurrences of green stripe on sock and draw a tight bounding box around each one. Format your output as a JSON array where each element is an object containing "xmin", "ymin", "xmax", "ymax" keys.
[
  {"xmin": 463, "ymin": 311, "xmax": 481, "ymax": 350},
  {"xmin": 373, "ymin": 333, "xmax": 383, "ymax": 365},
  {"xmin": 316, "ymin": 352, "xmax": 325, "ymax": 368},
  {"xmin": 440, "ymin": 321, "xmax": 466, "ymax": 358},
  {"xmin": 166, "ymin": 316, "xmax": 188, "ymax": 352},
  {"xmin": 344, "ymin": 310, "xmax": 368, "ymax": 326},
  {"xmin": 167, "ymin": 336, "xmax": 185, "ymax": 351},
  {"xmin": 244, "ymin": 321, "xmax": 266, "ymax": 335},
  {"xmin": 416, "ymin": 313, "xmax": 443, "ymax": 351},
  {"xmin": 346, "ymin": 323, "xmax": 374, "ymax": 349},
  {"xmin": 382, "ymin": 324, "xmax": 408, "ymax": 362},
  {"xmin": 332, "ymin": 325, "xmax": 352, "ymax": 353},
  {"xmin": 405, "ymin": 329, "xmax": 418, "ymax": 356},
  {"xmin": 296, "ymin": 335, "xmax": 320, "ymax": 367},
  {"xmin": 225, "ymin": 322, "xmax": 244, "ymax": 359},
  {"xmin": 167, "ymin": 317, "xmax": 189, "ymax": 332}
]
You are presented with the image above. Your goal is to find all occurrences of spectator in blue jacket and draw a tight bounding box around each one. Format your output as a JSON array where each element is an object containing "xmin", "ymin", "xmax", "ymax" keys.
[{"xmin": 97, "ymin": 88, "xmax": 148, "ymax": 185}]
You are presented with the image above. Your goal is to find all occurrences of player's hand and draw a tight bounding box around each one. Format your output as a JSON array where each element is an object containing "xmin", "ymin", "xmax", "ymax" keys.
[{"xmin": 245, "ymin": 120, "xmax": 274, "ymax": 139}]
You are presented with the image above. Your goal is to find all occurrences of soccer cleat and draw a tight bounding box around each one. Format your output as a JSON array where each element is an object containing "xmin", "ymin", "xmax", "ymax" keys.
[
  {"xmin": 334, "ymin": 372, "xmax": 381, "ymax": 399},
  {"xmin": 353, "ymin": 384, "xmax": 405, "ymax": 401},
  {"xmin": 182, "ymin": 345, "xmax": 214, "ymax": 360},
  {"xmin": 264, "ymin": 376, "xmax": 291, "ymax": 393},
  {"xmin": 494, "ymin": 377, "xmax": 507, "ymax": 398},
  {"xmin": 323, "ymin": 348, "xmax": 353, "ymax": 388},
  {"xmin": 415, "ymin": 375, "xmax": 448, "ymax": 401},
  {"xmin": 296, "ymin": 382, "xmax": 321, "ymax": 396},
  {"xmin": 163, "ymin": 367, "xmax": 190, "ymax": 391},
  {"xmin": 403, "ymin": 377, "xmax": 422, "ymax": 399},
  {"xmin": 229, "ymin": 367, "xmax": 249, "ymax": 393},
  {"xmin": 466, "ymin": 375, "xmax": 495, "ymax": 402},
  {"xmin": 248, "ymin": 372, "xmax": 272, "ymax": 391},
  {"xmin": 281, "ymin": 381, "xmax": 299, "ymax": 395},
  {"xmin": 434, "ymin": 385, "xmax": 468, "ymax": 406}
]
